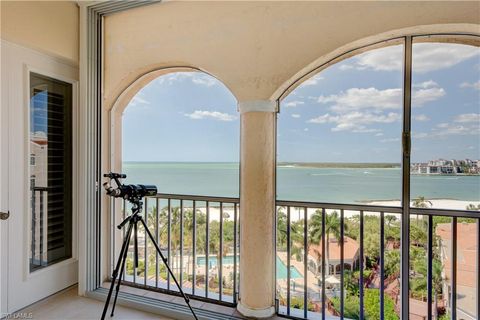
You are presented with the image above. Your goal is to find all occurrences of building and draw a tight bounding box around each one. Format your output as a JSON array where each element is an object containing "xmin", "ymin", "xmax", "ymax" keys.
[
  {"xmin": 436, "ymin": 223, "xmax": 478, "ymax": 320},
  {"xmin": 308, "ymin": 237, "xmax": 360, "ymax": 276}
]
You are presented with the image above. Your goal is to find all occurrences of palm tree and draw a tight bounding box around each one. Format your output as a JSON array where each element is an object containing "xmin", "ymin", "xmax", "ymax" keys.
[
  {"xmin": 277, "ymin": 207, "xmax": 305, "ymax": 261},
  {"xmin": 309, "ymin": 210, "xmax": 345, "ymax": 276},
  {"xmin": 412, "ymin": 196, "xmax": 432, "ymax": 208},
  {"xmin": 466, "ymin": 203, "xmax": 480, "ymax": 211}
]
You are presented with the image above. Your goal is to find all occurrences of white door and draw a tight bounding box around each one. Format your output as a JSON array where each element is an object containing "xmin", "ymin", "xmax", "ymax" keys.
[{"xmin": 0, "ymin": 40, "xmax": 78, "ymax": 313}]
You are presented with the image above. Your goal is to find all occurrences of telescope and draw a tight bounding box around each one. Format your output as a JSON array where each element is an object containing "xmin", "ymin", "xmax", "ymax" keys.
[{"xmin": 103, "ymin": 173, "xmax": 157, "ymax": 200}]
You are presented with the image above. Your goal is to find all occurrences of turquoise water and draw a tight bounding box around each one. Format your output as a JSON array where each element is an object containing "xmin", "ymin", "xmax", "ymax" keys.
[
  {"xmin": 195, "ymin": 255, "xmax": 302, "ymax": 280},
  {"xmin": 123, "ymin": 162, "xmax": 480, "ymax": 204},
  {"xmin": 276, "ymin": 257, "xmax": 302, "ymax": 279},
  {"xmin": 197, "ymin": 255, "xmax": 237, "ymax": 268}
]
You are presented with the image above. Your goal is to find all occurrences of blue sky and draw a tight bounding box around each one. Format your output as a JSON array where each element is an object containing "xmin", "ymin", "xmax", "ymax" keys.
[{"xmin": 123, "ymin": 42, "xmax": 479, "ymax": 163}]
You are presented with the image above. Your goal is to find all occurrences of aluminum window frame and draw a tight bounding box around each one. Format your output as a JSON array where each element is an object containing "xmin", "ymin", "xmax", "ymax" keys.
[{"xmin": 81, "ymin": 0, "xmax": 161, "ymax": 295}]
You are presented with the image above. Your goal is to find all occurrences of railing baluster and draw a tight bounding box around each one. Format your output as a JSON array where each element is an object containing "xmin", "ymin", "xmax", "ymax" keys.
[
  {"xmin": 303, "ymin": 207, "xmax": 308, "ymax": 319},
  {"xmin": 380, "ymin": 212, "xmax": 385, "ymax": 320},
  {"xmin": 155, "ymin": 198, "xmax": 159, "ymax": 288},
  {"xmin": 219, "ymin": 202, "xmax": 223, "ymax": 301},
  {"xmin": 206, "ymin": 201, "xmax": 210, "ymax": 298},
  {"xmin": 39, "ymin": 190, "xmax": 44, "ymax": 266},
  {"xmin": 192, "ymin": 200, "xmax": 196, "ymax": 296},
  {"xmin": 321, "ymin": 208, "xmax": 326, "ymax": 320},
  {"xmin": 144, "ymin": 198, "xmax": 148, "ymax": 286},
  {"xmin": 167, "ymin": 199, "xmax": 171, "ymax": 290},
  {"xmin": 31, "ymin": 188, "xmax": 36, "ymax": 268},
  {"xmin": 451, "ymin": 217, "xmax": 457, "ymax": 320},
  {"xmin": 427, "ymin": 215, "xmax": 433, "ymax": 320},
  {"xmin": 180, "ymin": 199, "xmax": 184, "ymax": 289},
  {"xmin": 340, "ymin": 209, "xmax": 344, "ymax": 320},
  {"xmin": 359, "ymin": 210, "xmax": 364, "ymax": 320},
  {"xmin": 287, "ymin": 206, "xmax": 291, "ymax": 316},
  {"xmin": 477, "ymin": 218, "xmax": 480, "ymax": 320},
  {"xmin": 233, "ymin": 203, "xmax": 238, "ymax": 304}
]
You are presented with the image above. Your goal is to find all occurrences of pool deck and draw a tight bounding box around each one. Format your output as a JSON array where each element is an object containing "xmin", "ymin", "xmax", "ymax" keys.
[{"xmin": 277, "ymin": 252, "xmax": 325, "ymax": 302}]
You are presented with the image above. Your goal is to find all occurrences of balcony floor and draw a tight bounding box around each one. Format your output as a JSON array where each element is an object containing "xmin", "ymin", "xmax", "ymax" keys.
[
  {"xmin": 18, "ymin": 285, "xmax": 171, "ymax": 320},
  {"xmin": 17, "ymin": 284, "xmax": 288, "ymax": 320}
]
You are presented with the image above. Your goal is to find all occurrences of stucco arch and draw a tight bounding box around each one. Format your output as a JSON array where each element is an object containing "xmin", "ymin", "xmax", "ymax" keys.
[
  {"xmin": 271, "ymin": 23, "xmax": 480, "ymax": 102},
  {"xmin": 107, "ymin": 65, "xmax": 238, "ymax": 114}
]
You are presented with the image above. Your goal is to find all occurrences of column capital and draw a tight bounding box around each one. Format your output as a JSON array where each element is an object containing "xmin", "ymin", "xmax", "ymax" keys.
[{"xmin": 237, "ymin": 100, "xmax": 277, "ymax": 114}]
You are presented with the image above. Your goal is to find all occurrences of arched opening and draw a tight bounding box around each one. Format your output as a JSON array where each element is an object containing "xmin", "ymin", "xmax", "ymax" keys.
[
  {"xmin": 113, "ymin": 70, "xmax": 240, "ymax": 303},
  {"xmin": 275, "ymin": 35, "xmax": 479, "ymax": 319}
]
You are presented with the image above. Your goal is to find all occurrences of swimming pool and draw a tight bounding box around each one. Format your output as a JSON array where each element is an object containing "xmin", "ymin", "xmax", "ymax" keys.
[
  {"xmin": 196, "ymin": 255, "xmax": 302, "ymax": 280},
  {"xmin": 276, "ymin": 256, "xmax": 302, "ymax": 279}
]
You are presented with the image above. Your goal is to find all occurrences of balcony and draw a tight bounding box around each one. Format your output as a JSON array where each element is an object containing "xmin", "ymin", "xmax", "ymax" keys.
[
  {"xmin": 87, "ymin": 193, "xmax": 478, "ymax": 319},
  {"xmin": 2, "ymin": 2, "xmax": 480, "ymax": 320}
]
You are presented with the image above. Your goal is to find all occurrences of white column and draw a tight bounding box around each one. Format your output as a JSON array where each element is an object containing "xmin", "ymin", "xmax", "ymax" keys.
[{"xmin": 237, "ymin": 100, "xmax": 276, "ymax": 318}]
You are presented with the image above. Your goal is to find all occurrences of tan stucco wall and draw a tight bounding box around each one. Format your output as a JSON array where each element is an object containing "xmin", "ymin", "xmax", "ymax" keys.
[
  {"xmin": 104, "ymin": 1, "xmax": 479, "ymax": 109},
  {"xmin": 1, "ymin": 1, "xmax": 79, "ymax": 64}
]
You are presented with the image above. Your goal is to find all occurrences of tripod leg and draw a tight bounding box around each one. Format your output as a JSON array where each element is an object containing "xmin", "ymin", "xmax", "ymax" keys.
[
  {"xmin": 110, "ymin": 226, "xmax": 132, "ymax": 317},
  {"xmin": 101, "ymin": 221, "xmax": 134, "ymax": 320},
  {"xmin": 139, "ymin": 217, "xmax": 199, "ymax": 320}
]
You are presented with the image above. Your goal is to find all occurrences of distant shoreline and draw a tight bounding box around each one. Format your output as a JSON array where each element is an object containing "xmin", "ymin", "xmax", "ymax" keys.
[{"xmin": 278, "ymin": 162, "xmax": 400, "ymax": 169}]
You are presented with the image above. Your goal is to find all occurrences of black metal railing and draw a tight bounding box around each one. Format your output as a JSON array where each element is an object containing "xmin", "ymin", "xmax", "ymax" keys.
[
  {"xmin": 30, "ymin": 186, "xmax": 48, "ymax": 271},
  {"xmin": 113, "ymin": 193, "xmax": 240, "ymax": 306},
  {"xmin": 275, "ymin": 200, "xmax": 480, "ymax": 320}
]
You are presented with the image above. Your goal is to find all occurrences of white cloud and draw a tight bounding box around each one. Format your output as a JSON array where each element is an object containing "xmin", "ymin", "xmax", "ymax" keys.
[
  {"xmin": 317, "ymin": 87, "xmax": 402, "ymax": 113},
  {"xmin": 413, "ymin": 43, "xmax": 479, "ymax": 73},
  {"xmin": 415, "ymin": 117, "xmax": 480, "ymax": 139},
  {"xmin": 129, "ymin": 95, "xmax": 150, "ymax": 107},
  {"xmin": 413, "ymin": 80, "xmax": 439, "ymax": 89},
  {"xmin": 184, "ymin": 110, "xmax": 237, "ymax": 121},
  {"xmin": 375, "ymin": 132, "xmax": 384, "ymax": 137},
  {"xmin": 347, "ymin": 45, "xmax": 403, "ymax": 72},
  {"xmin": 454, "ymin": 113, "xmax": 480, "ymax": 123},
  {"xmin": 380, "ymin": 137, "xmax": 400, "ymax": 143},
  {"xmin": 317, "ymin": 82, "xmax": 444, "ymax": 114},
  {"xmin": 155, "ymin": 72, "xmax": 218, "ymax": 87},
  {"xmin": 432, "ymin": 123, "xmax": 480, "ymax": 137},
  {"xmin": 299, "ymin": 74, "xmax": 324, "ymax": 87},
  {"xmin": 339, "ymin": 64, "xmax": 354, "ymax": 71},
  {"xmin": 308, "ymin": 111, "xmax": 400, "ymax": 132},
  {"xmin": 291, "ymin": 114, "xmax": 301, "ymax": 118},
  {"xmin": 192, "ymin": 76, "xmax": 217, "ymax": 87},
  {"xmin": 284, "ymin": 100, "xmax": 305, "ymax": 108},
  {"xmin": 412, "ymin": 86, "xmax": 445, "ymax": 106},
  {"xmin": 460, "ymin": 80, "xmax": 480, "ymax": 90},
  {"xmin": 342, "ymin": 43, "xmax": 479, "ymax": 73},
  {"xmin": 413, "ymin": 114, "xmax": 430, "ymax": 122},
  {"xmin": 412, "ymin": 132, "xmax": 429, "ymax": 139}
]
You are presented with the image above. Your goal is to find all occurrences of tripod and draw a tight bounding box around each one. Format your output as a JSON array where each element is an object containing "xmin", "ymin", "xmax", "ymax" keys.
[{"xmin": 101, "ymin": 199, "xmax": 199, "ymax": 320}]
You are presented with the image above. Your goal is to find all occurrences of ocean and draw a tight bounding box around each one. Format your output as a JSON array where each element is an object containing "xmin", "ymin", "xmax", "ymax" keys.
[{"xmin": 122, "ymin": 162, "xmax": 480, "ymax": 204}]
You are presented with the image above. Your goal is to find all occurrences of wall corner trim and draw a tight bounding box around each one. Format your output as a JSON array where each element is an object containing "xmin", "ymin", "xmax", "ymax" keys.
[{"xmin": 238, "ymin": 100, "xmax": 277, "ymax": 114}]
